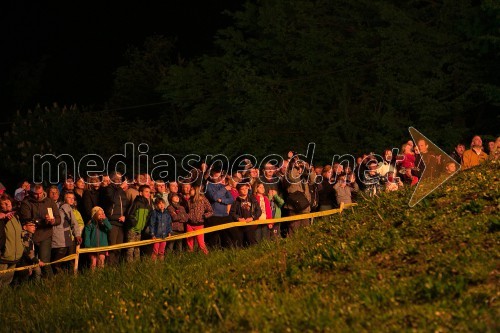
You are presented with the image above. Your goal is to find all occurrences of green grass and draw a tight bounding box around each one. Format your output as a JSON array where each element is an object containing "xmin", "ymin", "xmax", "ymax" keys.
[{"xmin": 1, "ymin": 162, "xmax": 499, "ymax": 332}]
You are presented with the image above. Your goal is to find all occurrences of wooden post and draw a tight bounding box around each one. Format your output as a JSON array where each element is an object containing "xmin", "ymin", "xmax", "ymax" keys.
[{"xmin": 74, "ymin": 244, "xmax": 80, "ymax": 275}]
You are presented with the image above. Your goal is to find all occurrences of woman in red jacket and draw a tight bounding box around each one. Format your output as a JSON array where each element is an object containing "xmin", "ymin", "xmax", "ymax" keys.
[{"xmin": 252, "ymin": 181, "xmax": 273, "ymax": 243}]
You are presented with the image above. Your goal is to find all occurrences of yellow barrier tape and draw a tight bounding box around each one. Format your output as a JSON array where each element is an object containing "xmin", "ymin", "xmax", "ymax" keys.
[
  {"xmin": 79, "ymin": 204, "xmax": 356, "ymax": 254},
  {"xmin": 0, "ymin": 254, "xmax": 77, "ymax": 274},
  {"xmin": 0, "ymin": 203, "xmax": 357, "ymax": 274}
]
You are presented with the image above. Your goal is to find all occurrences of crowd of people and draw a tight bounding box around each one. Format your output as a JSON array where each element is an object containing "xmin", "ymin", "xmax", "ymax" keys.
[{"xmin": 0, "ymin": 134, "xmax": 498, "ymax": 286}]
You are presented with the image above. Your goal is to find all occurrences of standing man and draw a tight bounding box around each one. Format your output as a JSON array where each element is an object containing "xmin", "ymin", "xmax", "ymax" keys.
[
  {"xmin": 99, "ymin": 172, "xmax": 129, "ymax": 265},
  {"xmin": 461, "ymin": 135, "xmax": 488, "ymax": 170},
  {"xmin": 19, "ymin": 184, "xmax": 61, "ymax": 278},
  {"xmin": 416, "ymin": 139, "xmax": 442, "ymax": 180},
  {"xmin": 449, "ymin": 143, "xmax": 466, "ymax": 164}
]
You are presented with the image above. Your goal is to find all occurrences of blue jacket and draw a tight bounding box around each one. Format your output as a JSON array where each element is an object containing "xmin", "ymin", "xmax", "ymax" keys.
[
  {"xmin": 205, "ymin": 183, "xmax": 234, "ymax": 217},
  {"xmin": 149, "ymin": 209, "xmax": 172, "ymax": 238}
]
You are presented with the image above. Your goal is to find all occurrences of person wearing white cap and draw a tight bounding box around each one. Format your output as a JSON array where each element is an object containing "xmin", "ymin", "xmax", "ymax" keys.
[{"xmin": 83, "ymin": 206, "xmax": 112, "ymax": 270}]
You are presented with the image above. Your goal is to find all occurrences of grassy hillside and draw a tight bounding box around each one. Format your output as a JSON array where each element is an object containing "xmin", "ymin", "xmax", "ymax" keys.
[{"xmin": 1, "ymin": 162, "xmax": 498, "ymax": 332}]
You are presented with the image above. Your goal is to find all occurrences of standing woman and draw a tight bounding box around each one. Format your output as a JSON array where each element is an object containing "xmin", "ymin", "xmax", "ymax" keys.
[
  {"xmin": 399, "ymin": 143, "xmax": 417, "ymax": 177},
  {"xmin": 82, "ymin": 175, "xmax": 101, "ymax": 224},
  {"xmin": 73, "ymin": 177, "xmax": 86, "ymax": 215},
  {"xmin": 186, "ymin": 185, "xmax": 213, "ymax": 254},
  {"xmin": 252, "ymin": 181, "xmax": 273, "ymax": 242},
  {"xmin": 318, "ymin": 165, "xmax": 336, "ymax": 210}
]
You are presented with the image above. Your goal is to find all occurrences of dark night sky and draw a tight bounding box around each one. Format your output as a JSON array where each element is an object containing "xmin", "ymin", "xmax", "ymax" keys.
[{"xmin": 0, "ymin": 1, "xmax": 241, "ymax": 111}]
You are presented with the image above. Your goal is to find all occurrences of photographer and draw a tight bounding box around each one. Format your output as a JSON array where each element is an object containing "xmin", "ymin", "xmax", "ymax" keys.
[
  {"xmin": 333, "ymin": 173, "xmax": 359, "ymax": 206},
  {"xmin": 360, "ymin": 160, "xmax": 385, "ymax": 197},
  {"xmin": 283, "ymin": 158, "xmax": 316, "ymax": 236}
]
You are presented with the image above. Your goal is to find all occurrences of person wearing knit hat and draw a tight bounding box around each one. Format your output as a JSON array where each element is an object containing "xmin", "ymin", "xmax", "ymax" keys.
[
  {"xmin": 91, "ymin": 206, "xmax": 104, "ymax": 220},
  {"xmin": 83, "ymin": 206, "xmax": 112, "ymax": 270}
]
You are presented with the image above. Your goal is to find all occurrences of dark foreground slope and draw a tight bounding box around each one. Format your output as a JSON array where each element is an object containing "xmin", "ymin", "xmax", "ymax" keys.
[{"xmin": 1, "ymin": 163, "xmax": 498, "ymax": 332}]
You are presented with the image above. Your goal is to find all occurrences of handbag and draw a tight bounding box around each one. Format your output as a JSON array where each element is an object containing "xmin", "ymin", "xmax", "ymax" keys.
[{"xmin": 287, "ymin": 190, "xmax": 310, "ymax": 212}]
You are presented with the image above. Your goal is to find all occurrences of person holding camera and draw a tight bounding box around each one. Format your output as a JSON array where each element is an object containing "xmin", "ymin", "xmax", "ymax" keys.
[
  {"xmin": 283, "ymin": 159, "xmax": 316, "ymax": 236},
  {"xmin": 360, "ymin": 160, "xmax": 385, "ymax": 197},
  {"xmin": 19, "ymin": 184, "xmax": 61, "ymax": 278},
  {"xmin": 333, "ymin": 173, "xmax": 359, "ymax": 206},
  {"xmin": 14, "ymin": 180, "xmax": 31, "ymax": 204}
]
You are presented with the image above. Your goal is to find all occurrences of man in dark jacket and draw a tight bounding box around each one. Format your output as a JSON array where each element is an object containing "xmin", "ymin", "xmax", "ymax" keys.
[
  {"xmin": 449, "ymin": 143, "xmax": 465, "ymax": 164},
  {"xmin": 99, "ymin": 172, "xmax": 129, "ymax": 265},
  {"xmin": 19, "ymin": 184, "xmax": 61, "ymax": 278},
  {"xmin": 82, "ymin": 175, "xmax": 101, "ymax": 224}
]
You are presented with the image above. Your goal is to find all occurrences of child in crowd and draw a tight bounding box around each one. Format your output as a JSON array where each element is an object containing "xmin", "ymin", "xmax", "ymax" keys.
[
  {"xmin": 15, "ymin": 220, "xmax": 44, "ymax": 283},
  {"xmin": 84, "ymin": 206, "xmax": 112, "ymax": 270},
  {"xmin": 126, "ymin": 185, "xmax": 154, "ymax": 262},
  {"xmin": 229, "ymin": 182, "xmax": 262, "ymax": 247},
  {"xmin": 149, "ymin": 197, "xmax": 172, "ymax": 260},
  {"xmin": 186, "ymin": 185, "xmax": 213, "ymax": 254},
  {"xmin": 445, "ymin": 162, "xmax": 457, "ymax": 174},
  {"xmin": 166, "ymin": 193, "xmax": 188, "ymax": 253}
]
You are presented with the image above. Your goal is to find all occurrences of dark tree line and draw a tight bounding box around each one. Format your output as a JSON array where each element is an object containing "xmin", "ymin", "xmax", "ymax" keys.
[{"xmin": 1, "ymin": 0, "xmax": 498, "ymax": 185}]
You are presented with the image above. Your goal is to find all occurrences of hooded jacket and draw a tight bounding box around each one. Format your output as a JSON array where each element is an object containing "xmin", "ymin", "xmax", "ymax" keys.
[
  {"xmin": 0, "ymin": 215, "xmax": 24, "ymax": 264},
  {"xmin": 149, "ymin": 208, "xmax": 172, "ymax": 238},
  {"xmin": 167, "ymin": 203, "xmax": 188, "ymax": 232},
  {"xmin": 230, "ymin": 196, "xmax": 262, "ymax": 222},
  {"xmin": 127, "ymin": 195, "xmax": 153, "ymax": 234},
  {"xmin": 52, "ymin": 203, "xmax": 82, "ymax": 248},
  {"xmin": 205, "ymin": 182, "xmax": 234, "ymax": 217},
  {"xmin": 83, "ymin": 218, "xmax": 112, "ymax": 248}
]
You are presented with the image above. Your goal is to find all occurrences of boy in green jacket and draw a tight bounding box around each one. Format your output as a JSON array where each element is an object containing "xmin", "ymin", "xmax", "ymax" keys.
[{"xmin": 126, "ymin": 185, "xmax": 153, "ymax": 262}]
